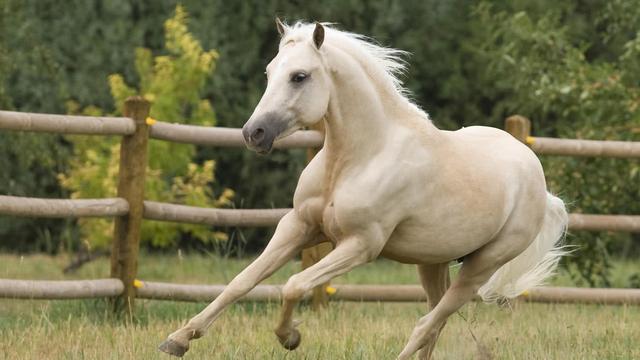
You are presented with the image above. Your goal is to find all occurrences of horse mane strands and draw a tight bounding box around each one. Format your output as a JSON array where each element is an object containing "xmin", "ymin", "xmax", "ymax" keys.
[{"xmin": 279, "ymin": 21, "xmax": 427, "ymax": 118}]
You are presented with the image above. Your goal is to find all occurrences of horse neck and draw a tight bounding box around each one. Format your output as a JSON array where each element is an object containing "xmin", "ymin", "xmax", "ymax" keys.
[
  {"xmin": 323, "ymin": 79, "xmax": 388, "ymax": 159},
  {"xmin": 322, "ymin": 54, "xmax": 434, "ymax": 168}
]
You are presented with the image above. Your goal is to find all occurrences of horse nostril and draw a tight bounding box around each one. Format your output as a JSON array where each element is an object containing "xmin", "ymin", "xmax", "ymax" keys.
[{"xmin": 251, "ymin": 128, "xmax": 265, "ymax": 142}]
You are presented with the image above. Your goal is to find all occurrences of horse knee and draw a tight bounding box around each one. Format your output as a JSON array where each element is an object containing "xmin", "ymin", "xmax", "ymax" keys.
[{"xmin": 282, "ymin": 275, "xmax": 307, "ymax": 301}]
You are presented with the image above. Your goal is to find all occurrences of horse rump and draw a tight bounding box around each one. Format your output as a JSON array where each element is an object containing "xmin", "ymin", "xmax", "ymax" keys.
[{"xmin": 477, "ymin": 193, "xmax": 569, "ymax": 302}]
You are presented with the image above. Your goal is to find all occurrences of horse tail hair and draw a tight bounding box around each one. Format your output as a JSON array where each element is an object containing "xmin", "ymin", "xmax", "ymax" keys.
[{"xmin": 477, "ymin": 192, "xmax": 569, "ymax": 303}]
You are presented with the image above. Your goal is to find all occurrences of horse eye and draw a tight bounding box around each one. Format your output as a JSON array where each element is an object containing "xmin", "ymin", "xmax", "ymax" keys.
[{"xmin": 290, "ymin": 72, "xmax": 308, "ymax": 83}]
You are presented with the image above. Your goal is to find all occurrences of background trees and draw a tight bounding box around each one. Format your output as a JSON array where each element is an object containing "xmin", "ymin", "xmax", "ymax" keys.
[
  {"xmin": 0, "ymin": 0, "xmax": 638, "ymax": 285},
  {"xmin": 59, "ymin": 5, "xmax": 233, "ymax": 249}
]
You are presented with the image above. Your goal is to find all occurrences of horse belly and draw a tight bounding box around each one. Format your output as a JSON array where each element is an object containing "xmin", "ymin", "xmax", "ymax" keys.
[{"xmin": 380, "ymin": 212, "xmax": 503, "ymax": 265}]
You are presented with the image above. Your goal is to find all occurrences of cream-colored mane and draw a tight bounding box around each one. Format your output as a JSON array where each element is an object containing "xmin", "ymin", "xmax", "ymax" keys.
[{"xmin": 281, "ymin": 22, "xmax": 429, "ymax": 121}]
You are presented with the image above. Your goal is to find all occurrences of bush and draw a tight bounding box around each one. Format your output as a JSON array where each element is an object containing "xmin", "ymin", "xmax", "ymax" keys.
[{"xmin": 59, "ymin": 6, "xmax": 233, "ymax": 249}]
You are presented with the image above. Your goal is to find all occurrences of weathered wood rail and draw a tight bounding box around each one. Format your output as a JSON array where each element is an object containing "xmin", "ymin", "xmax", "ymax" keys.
[
  {"xmin": 0, "ymin": 279, "xmax": 124, "ymax": 299},
  {"xmin": 506, "ymin": 115, "xmax": 640, "ymax": 158},
  {"xmin": 0, "ymin": 195, "xmax": 129, "ymax": 218},
  {"xmin": 0, "ymin": 103, "xmax": 638, "ymax": 309},
  {"xmin": 149, "ymin": 121, "xmax": 324, "ymax": 148},
  {"xmin": 569, "ymin": 214, "xmax": 640, "ymax": 233},
  {"xmin": 529, "ymin": 137, "xmax": 640, "ymax": 158},
  {"xmin": 0, "ymin": 110, "xmax": 134, "ymax": 135},
  {"xmin": 3, "ymin": 196, "xmax": 638, "ymax": 233},
  {"xmin": 2, "ymin": 279, "xmax": 639, "ymax": 306},
  {"xmin": 126, "ymin": 282, "xmax": 640, "ymax": 305},
  {"xmin": 143, "ymin": 201, "xmax": 289, "ymax": 227}
]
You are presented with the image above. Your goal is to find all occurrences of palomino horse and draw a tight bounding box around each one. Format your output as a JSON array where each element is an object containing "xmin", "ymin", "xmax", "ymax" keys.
[{"xmin": 160, "ymin": 20, "xmax": 568, "ymax": 359}]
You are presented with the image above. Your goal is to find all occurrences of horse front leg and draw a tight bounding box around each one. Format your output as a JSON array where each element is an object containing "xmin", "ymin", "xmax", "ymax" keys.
[
  {"xmin": 274, "ymin": 234, "xmax": 383, "ymax": 350},
  {"xmin": 158, "ymin": 211, "xmax": 315, "ymax": 357}
]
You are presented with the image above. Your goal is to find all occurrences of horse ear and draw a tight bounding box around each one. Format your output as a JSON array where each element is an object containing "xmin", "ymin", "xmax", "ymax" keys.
[
  {"xmin": 313, "ymin": 22, "xmax": 325, "ymax": 49},
  {"xmin": 275, "ymin": 17, "xmax": 286, "ymax": 36}
]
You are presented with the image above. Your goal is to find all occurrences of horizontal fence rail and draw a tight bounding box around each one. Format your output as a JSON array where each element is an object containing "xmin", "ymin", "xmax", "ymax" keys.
[
  {"xmin": 149, "ymin": 121, "xmax": 324, "ymax": 149},
  {"xmin": 2, "ymin": 195, "xmax": 638, "ymax": 233},
  {"xmin": 569, "ymin": 214, "xmax": 640, "ymax": 233},
  {"xmin": 143, "ymin": 203, "xmax": 640, "ymax": 233},
  {"xmin": 143, "ymin": 201, "xmax": 289, "ymax": 227},
  {"xmin": 0, "ymin": 279, "xmax": 123, "ymax": 299},
  {"xmin": 133, "ymin": 282, "xmax": 640, "ymax": 305},
  {"xmin": 0, "ymin": 110, "xmax": 135, "ymax": 136},
  {"xmin": 529, "ymin": 136, "xmax": 640, "ymax": 158},
  {"xmin": 521, "ymin": 286, "xmax": 640, "ymax": 305},
  {"xmin": 136, "ymin": 281, "xmax": 286, "ymax": 302},
  {"xmin": 0, "ymin": 195, "xmax": 129, "ymax": 218},
  {"xmin": 1, "ymin": 279, "xmax": 639, "ymax": 305},
  {"xmin": 325, "ymin": 285, "xmax": 640, "ymax": 305}
]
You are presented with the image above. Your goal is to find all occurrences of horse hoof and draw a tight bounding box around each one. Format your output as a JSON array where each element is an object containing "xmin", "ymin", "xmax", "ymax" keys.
[
  {"xmin": 158, "ymin": 338, "xmax": 189, "ymax": 357},
  {"xmin": 278, "ymin": 328, "xmax": 301, "ymax": 350}
]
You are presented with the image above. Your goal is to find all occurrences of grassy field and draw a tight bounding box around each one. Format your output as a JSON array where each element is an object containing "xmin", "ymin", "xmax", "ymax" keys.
[{"xmin": 1, "ymin": 253, "xmax": 639, "ymax": 359}]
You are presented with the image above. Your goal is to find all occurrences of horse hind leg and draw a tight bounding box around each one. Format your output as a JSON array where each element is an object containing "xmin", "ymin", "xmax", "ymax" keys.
[
  {"xmin": 416, "ymin": 263, "xmax": 451, "ymax": 360},
  {"xmin": 397, "ymin": 231, "xmax": 533, "ymax": 360}
]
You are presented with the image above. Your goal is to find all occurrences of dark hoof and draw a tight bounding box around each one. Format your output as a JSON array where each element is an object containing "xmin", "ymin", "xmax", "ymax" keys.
[
  {"xmin": 278, "ymin": 328, "xmax": 301, "ymax": 350},
  {"xmin": 158, "ymin": 338, "xmax": 189, "ymax": 357}
]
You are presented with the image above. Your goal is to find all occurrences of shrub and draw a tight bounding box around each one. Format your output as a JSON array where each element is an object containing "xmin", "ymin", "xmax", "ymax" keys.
[{"xmin": 59, "ymin": 5, "xmax": 233, "ymax": 249}]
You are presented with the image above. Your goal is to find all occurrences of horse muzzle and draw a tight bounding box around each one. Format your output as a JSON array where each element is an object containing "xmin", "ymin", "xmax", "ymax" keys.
[{"xmin": 242, "ymin": 112, "xmax": 290, "ymax": 154}]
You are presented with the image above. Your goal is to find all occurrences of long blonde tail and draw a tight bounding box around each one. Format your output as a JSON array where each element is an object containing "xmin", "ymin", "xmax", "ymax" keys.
[{"xmin": 477, "ymin": 193, "xmax": 569, "ymax": 302}]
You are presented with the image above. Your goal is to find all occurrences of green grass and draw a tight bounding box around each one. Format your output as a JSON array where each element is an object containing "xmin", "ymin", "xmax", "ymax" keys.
[
  {"xmin": 3, "ymin": 252, "xmax": 637, "ymax": 286},
  {"xmin": 0, "ymin": 252, "xmax": 423, "ymax": 285},
  {"xmin": 1, "ymin": 253, "xmax": 639, "ymax": 359}
]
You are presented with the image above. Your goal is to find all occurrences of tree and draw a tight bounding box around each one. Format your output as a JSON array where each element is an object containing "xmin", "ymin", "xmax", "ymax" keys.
[{"xmin": 60, "ymin": 5, "xmax": 233, "ymax": 249}]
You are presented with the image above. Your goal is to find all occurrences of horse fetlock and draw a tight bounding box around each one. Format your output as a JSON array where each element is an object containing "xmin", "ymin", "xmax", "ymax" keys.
[{"xmin": 190, "ymin": 328, "xmax": 205, "ymax": 339}]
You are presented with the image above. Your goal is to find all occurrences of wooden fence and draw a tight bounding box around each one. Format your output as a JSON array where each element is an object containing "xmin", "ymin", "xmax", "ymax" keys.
[{"xmin": 0, "ymin": 100, "xmax": 639, "ymax": 310}]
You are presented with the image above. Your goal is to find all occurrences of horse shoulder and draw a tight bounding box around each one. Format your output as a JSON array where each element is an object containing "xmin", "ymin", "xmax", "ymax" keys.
[{"xmin": 330, "ymin": 159, "xmax": 414, "ymax": 236}]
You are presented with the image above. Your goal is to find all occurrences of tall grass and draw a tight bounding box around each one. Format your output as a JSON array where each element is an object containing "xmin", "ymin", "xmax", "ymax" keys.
[{"xmin": 1, "ymin": 253, "xmax": 639, "ymax": 359}]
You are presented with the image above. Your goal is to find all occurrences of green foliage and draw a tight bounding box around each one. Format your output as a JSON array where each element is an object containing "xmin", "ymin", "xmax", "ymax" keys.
[
  {"xmin": 0, "ymin": 132, "xmax": 75, "ymax": 252},
  {"xmin": 0, "ymin": 1, "xmax": 71, "ymax": 251},
  {"xmin": 60, "ymin": 6, "xmax": 233, "ymax": 249},
  {"xmin": 473, "ymin": 1, "xmax": 640, "ymax": 286},
  {"xmin": 0, "ymin": 0, "xmax": 169, "ymax": 251},
  {"xmin": 0, "ymin": 0, "xmax": 160, "ymax": 113}
]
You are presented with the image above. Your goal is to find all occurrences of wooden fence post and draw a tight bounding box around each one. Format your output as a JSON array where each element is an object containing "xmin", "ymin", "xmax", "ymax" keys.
[
  {"xmin": 505, "ymin": 115, "xmax": 532, "ymax": 144},
  {"xmin": 110, "ymin": 96, "xmax": 150, "ymax": 314},
  {"xmin": 301, "ymin": 122, "xmax": 332, "ymax": 309}
]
